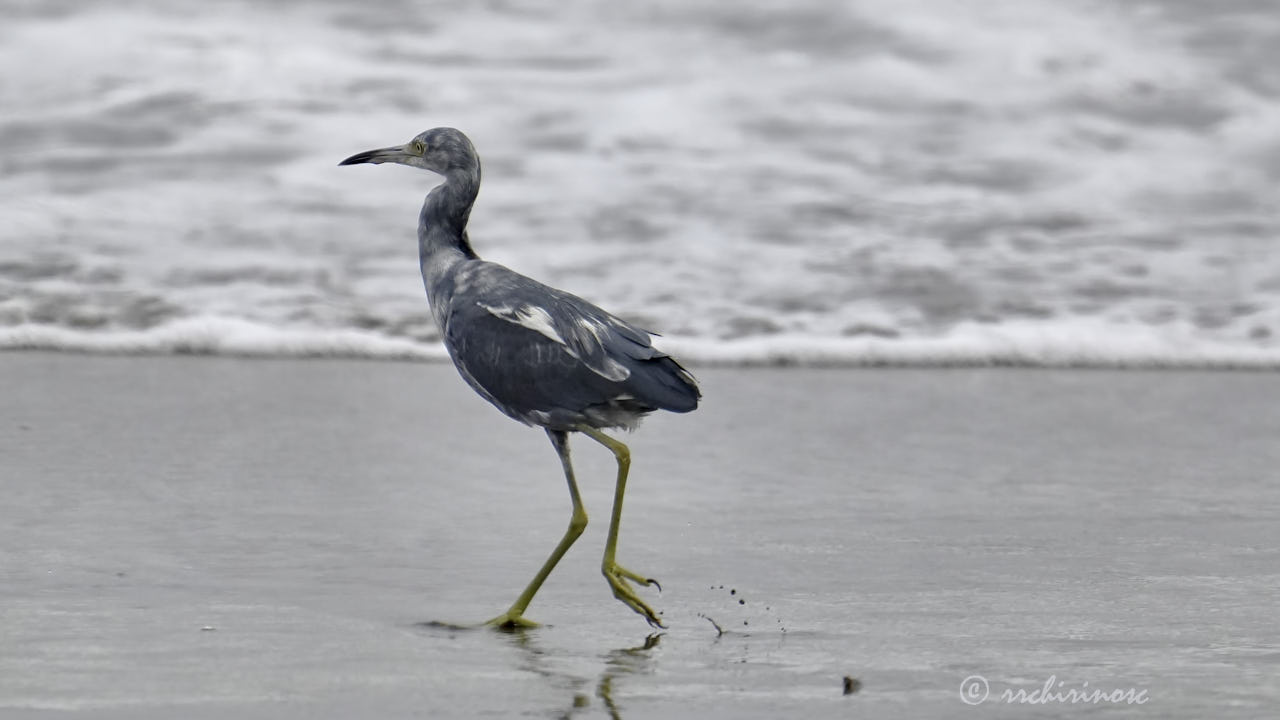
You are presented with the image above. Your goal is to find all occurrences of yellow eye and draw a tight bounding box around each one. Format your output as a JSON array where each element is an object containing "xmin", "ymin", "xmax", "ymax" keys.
[{"xmin": 413, "ymin": 140, "xmax": 426, "ymax": 155}]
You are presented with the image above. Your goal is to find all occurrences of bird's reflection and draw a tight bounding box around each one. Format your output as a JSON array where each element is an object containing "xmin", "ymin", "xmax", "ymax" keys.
[
  {"xmin": 497, "ymin": 628, "xmax": 663, "ymax": 720},
  {"xmin": 596, "ymin": 633, "xmax": 662, "ymax": 719}
]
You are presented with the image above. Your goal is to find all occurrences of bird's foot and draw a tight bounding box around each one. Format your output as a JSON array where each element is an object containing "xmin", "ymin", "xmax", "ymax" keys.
[
  {"xmin": 603, "ymin": 561, "xmax": 665, "ymax": 628},
  {"xmin": 483, "ymin": 611, "xmax": 540, "ymax": 631}
]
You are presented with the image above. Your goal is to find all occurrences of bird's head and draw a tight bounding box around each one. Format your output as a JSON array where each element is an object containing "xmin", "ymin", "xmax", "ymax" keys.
[{"xmin": 338, "ymin": 127, "xmax": 477, "ymax": 176}]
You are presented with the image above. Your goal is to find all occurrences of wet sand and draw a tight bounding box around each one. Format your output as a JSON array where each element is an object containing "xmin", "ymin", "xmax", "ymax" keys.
[{"xmin": 2, "ymin": 353, "xmax": 1277, "ymax": 718}]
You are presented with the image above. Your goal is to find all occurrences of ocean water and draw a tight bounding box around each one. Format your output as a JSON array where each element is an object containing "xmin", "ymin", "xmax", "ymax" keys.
[{"xmin": 2, "ymin": 0, "xmax": 1279, "ymax": 366}]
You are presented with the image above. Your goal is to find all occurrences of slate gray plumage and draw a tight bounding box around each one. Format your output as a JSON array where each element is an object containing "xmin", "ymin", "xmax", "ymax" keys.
[{"xmin": 340, "ymin": 128, "xmax": 699, "ymax": 628}]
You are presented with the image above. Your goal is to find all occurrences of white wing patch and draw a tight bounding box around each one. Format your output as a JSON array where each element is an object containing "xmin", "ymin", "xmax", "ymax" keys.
[
  {"xmin": 478, "ymin": 301, "xmax": 632, "ymax": 382},
  {"xmin": 576, "ymin": 316, "xmax": 607, "ymax": 344},
  {"xmin": 593, "ymin": 355, "xmax": 631, "ymax": 382},
  {"xmin": 479, "ymin": 302, "xmax": 566, "ymax": 345}
]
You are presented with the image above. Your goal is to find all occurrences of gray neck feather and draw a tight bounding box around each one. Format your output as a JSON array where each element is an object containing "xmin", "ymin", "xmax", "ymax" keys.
[{"xmin": 418, "ymin": 165, "xmax": 481, "ymax": 311}]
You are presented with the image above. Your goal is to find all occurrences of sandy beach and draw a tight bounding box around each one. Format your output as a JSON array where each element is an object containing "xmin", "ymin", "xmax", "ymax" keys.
[{"xmin": 2, "ymin": 353, "xmax": 1277, "ymax": 718}]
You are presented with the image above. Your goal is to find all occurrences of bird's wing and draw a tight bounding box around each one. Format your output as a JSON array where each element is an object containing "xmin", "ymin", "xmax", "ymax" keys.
[
  {"xmin": 451, "ymin": 262, "xmax": 666, "ymax": 381},
  {"xmin": 441, "ymin": 262, "xmax": 695, "ymax": 424}
]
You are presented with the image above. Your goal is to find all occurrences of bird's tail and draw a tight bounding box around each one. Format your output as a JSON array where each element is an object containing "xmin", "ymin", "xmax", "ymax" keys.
[{"xmin": 637, "ymin": 355, "xmax": 700, "ymax": 414}]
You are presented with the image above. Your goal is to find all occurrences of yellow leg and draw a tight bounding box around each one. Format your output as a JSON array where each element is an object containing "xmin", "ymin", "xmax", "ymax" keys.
[
  {"xmin": 485, "ymin": 429, "xmax": 588, "ymax": 629},
  {"xmin": 579, "ymin": 427, "xmax": 665, "ymax": 628}
]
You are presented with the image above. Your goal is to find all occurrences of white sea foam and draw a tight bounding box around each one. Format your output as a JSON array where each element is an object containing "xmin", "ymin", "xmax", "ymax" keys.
[
  {"xmin": 2, "ymin": 1, "xmax": 1278, "ymax": 369},
  {"xmin": 0, "ymin": 318, "xmax": 446, "ymax": 361},
  {"xmin": 4, "ymin": 316, "xmax": 1279, "ymax": 369}
]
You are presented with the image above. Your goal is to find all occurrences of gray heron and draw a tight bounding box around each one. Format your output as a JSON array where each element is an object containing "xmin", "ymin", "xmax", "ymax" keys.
[{"xmin": 339, "ymin": 128, "xmax": 700, "ymax": 629}]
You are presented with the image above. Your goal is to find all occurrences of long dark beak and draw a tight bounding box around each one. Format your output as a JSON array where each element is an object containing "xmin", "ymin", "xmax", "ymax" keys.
[{"xmin": 338, "ymin": 145, "xmax": 411, "ymax": 166}]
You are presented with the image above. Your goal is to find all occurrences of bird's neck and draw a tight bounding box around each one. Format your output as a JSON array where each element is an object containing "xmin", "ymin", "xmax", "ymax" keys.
[
  {"xmin": 419, "ymin": 166, "xmax": 480, "ymax": 258},
  {"xmin": 419, "ymin": 166, "xmax": 481, "ymax": 305}
]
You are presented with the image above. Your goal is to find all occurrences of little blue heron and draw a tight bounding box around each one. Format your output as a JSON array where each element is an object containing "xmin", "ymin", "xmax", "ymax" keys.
[{"xmin": 339, "ymin": 128, "xmax": 700, "ymax": 628}]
